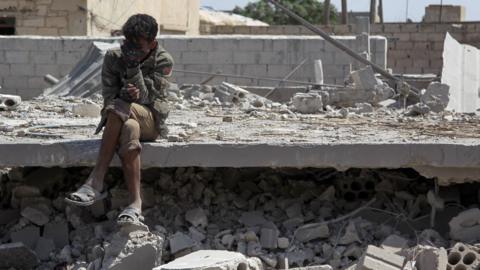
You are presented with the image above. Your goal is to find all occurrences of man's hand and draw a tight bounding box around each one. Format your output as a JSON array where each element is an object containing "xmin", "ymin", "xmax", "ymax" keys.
[
  {"xmin": 120, "ymin": 83, "xmax": 140, "ymax": 102},
  {"xmin": 127, "ymin": 84, "xmax": 140, "ymax": 101}
]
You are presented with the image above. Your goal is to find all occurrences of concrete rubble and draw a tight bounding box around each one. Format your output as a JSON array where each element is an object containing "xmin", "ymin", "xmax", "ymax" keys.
[{"xmin": 0, "ymin": 166, "xmax": 477, "ymax": 270}]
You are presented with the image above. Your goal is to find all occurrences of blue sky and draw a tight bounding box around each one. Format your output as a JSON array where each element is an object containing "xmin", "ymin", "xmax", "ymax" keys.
[{"xmin": 200, "ymin": 0, "xmax": 479, "ymax": 22}]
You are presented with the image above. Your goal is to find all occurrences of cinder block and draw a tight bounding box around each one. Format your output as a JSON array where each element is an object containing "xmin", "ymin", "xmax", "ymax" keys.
[
  {"xmin": 5, "ymin": 51, "xmax": 30, "ymax": 64},
  {"xmin": 266, "ymin": 64, "xmax": 293, "ymax": 78},
  {"xmin": 233, "ymin": 52, "xmax": 260, "ymax": 64},
  {"xmin": 3, "ymin": 76, "xmax": 29, "ymax": 89},
  {"xmin": 37, "ymin": 39, "xmax": 64, "ymax": 51},
  {"xmin": 212, "ymin": 39, "xmax": 238, "ymax": 51},
  {"xmin": 272, "ymin": 40, "xmax": 288, "ymax": 52},
  {"xmin": 184, "ymin": 64, "xmax": 212, "ymax": 73},
  {"xmin": 163, "ymin": 39, "xmax": 188, "ymax": 51},
  {"xmin": 304, "ymin": 39, "xmax": 325, "ymax": 52},
  {"xmin": 1, "ymin": 38, "xmax": 37, "ymax": 51},
  {"xmin": 240, "ymin": 64, "xmax": 267, "ymax": 77},
  {"xmin": 35, "ymin": 64, "xmax": 60, "ymax": 76},
  {"xmin": 207, "ymin": 51, "xmax": 233, "ymax": 64},
  {"xmin": 56, "ymin": 51, "xmax": 82, "ymax": 65},
  {"xmin": 0, "ymin": 64, "xmax": 11, "ymax": 76},
  {"xmin": 238, "ymin": 39, "xmax": 264, "ymax": 51},
  {"xmin": 400, "ymin": 23, "xmax": 419, "ymax": 32},
  {"xmin": 187, "ymin": 39, "xmax": 213, "ymax": 51},
  {"xmin": 32, "ymin": 52, "xmax": 56, "ymax": 64},
  {"xmin": 28, "ymin": 77, "xmax": 47, "ymax": 89},
  {"xmin": 259, "ymin": 51, "xmax": 286, "ymax": 65},
  {"xmin": 62, "ymin": 39, "xmax": 91, "ymax": 51},
  {"xmin": 10, "ymin": 64, "xmax": 35, "ymax": 76},
  {"xmin": 181, "ymin": 51, "xmax": 208, "ymax": 64},
  {"xmin": 17, "ymin": 89, "xmax": 44, "ymax": 100}
]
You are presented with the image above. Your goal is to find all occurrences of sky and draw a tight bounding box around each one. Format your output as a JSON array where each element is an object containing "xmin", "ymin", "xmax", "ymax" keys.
[{"xmin": 200, "ymin": 0, "xmax": 479, "ymax": 22}]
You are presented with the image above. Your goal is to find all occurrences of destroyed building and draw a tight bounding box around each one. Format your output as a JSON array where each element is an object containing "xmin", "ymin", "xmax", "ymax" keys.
[{"xmin": 2, "ymin": 1, "xmax": 480, "ymax": 270}]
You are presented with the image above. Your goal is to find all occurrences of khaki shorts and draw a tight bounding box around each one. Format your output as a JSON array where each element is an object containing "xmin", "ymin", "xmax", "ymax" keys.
[{"xmin": 116, "ymin": 103, "xmax": 159, "ymax": 157}]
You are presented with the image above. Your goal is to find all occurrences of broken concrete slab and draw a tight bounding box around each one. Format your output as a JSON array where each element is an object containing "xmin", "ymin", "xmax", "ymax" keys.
[
  {"xmin": 154, "ymin": 250, "xmax": 250, "ymax": 270},
  {"xmin": 260, "ymin": 228, "xmax": 278, "ymax": 249},
  {"xmin": 71, "ymin": 103, "xmax": 102, "ymax": 118},
  {"xmin": 357, "ymin": 245, "xmax": 406, "ymax": 270},
  {"xmin": 295, "ymin": 223, "xmax": 329, "ymax": 242},
  {"xmin": 21, "ymin": 206, "xmax": 50, "ymax": 226},
  {"xmin": 381, "ymin": 235, "xmax": 409, "ymax": 254},
  {"xmin": 169, "ymin": 232, "xmax": 197, "ymax": 254},
  {"xmin": 35, "ymin": 237, "xmax": 55, "ymax": 261},
  {"xmin": 102, "ymin": 230, "xmax": 163, "ymax": 270},
  {"xmin": 350, "ymin": 66, "xmax": 378, "ymax": 90},
  {"xmin": 43, "ymin": 220, "xmax": 69, "ymax": 249},
  {"xmin": 292, "ymin": 92, "xmax": 323, "ymax": 114},
  {"xmin": 10, "ymin": 225, "xmax": 40, "ymax": 249},
  {"xmin": 442, "ymin": 33, "xmax": 480, "ymax": 113},
  {"xmin": 420, "ymin": 82, "xmax": 450, "ymax": 113},
  {"xmin": 0, "ymin": 242, "xmax": 39, "ymax": 269}
]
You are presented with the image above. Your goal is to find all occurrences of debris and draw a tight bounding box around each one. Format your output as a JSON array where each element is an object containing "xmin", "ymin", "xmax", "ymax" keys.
[
  {"xmin": 406, "ymin": 103, "xmax": 431, "ymax": 116},
  {"xmin": 381, "ymin": 235, "xmax": 409, "ymax": 254},
  {"xmin": 71, "ymin": 103, "xmax": 102, "ymax": 118},
  {"xmin": 185, "ymin": 208, "xmax": 208, "ymax": 228},
  {"xmin": 277, "ymin": 237, "xmax": 290, "ymax": 249},
  {"xmin": 449, "ymin": 208, "xmax": 480, "ymax": 243},
  {"xmin": 260, "ymin": 227, "xmax": 279, "ymax": 249},
  {"xmin": 421, "ymin": 82, "xmax": 450, "ymax": 113},
  {"xmin": 102, "ymin": 231, "xmax": 164, "ymax": 270},
  {"xmin": 357, "ymin": 245, "xmax": 406, "ymax": 270},
  {"xmin": 0, "ymin": 94, "xmax": 22, "ymax": 111},
  {"xmin": 292, "ymin": 92, "xmax": 323, "ymax": 114},
  {"xmin": 35, "ymin": 237, "xmax": 55, "ymax": 261},
  {"xmin": 350, "ymin": 66, "xmax": 379, "ymax": 90},
  {"xmin": 169, "ymin": 232, "xmax": 197, "ymax": 254},
  {"xmin": 10, "ymin": 225, "xmax": 40, "ymax": 249},
  {"xmin": 295, "ymin": 223, "xmax": 329, "ymax": 242},
  {"xmin": 21, "ymin": 206, "xmax": 50, "ymax": 226},
  {"xmin": 154, "ymin": 250, "xmax": 252, "ymax": 270},
  {"xmin": 44, "ymin": 220, "xmax": 70, "ymax": 249},
  {"xmin": 415, "ymin": 246, "xmax": 448, "ymax": 270},
  {"xmin": 0, "ymin": 242, "xmax": 39, "ymax": 269}
]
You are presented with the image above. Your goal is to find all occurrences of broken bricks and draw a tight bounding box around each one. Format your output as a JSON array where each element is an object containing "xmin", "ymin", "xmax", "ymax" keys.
[{"xmin": 0, "ymin": 242, "xmax": 39, "ymax": 269}]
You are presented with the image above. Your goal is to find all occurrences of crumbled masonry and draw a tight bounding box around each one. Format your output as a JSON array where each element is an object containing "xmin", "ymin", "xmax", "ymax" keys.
[{"xmin": 0, "ymin": 167, "xmax": 479, "ymax": 270}]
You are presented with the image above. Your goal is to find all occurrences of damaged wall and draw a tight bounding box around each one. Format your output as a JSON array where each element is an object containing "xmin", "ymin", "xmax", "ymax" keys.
[
  {"xmin": 205, "ymin": 22, "xmax": 480, "ymax": 75},
  {"xmin": 0, "ymin": 35, "xmax": 387, "ymax": 99}
]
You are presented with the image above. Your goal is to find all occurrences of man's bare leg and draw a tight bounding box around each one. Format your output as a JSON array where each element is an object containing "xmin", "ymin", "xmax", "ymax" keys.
[
  {"xmin": 85, "ymin": 112, "xmax": 123, "ymax": 192},
  {"xmin": 121, "ymin": 149, "xmax": 142, "ymax": 211}
]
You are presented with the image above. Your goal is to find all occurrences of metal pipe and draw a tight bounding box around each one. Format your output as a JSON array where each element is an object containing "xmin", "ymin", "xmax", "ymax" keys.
[
  {"xmin": 370, "ymin": 0, "xmax": 377, "ymax": 24},
  {"xmin": 173, "ymin": 69, "xmax": 344, "ymax": 88},
  {"xmin": 378, "ymin": 0, "xmax": 384, "ymax": 23},
  {"xmin": 264, "ymin": 0, "xmax": 419, "ymax": 96}
]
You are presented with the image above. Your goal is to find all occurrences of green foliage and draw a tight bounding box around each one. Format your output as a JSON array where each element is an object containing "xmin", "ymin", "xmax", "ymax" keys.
[{"xmin": 233, "ymin": 0, "xmax": 338, "ymax": 25}]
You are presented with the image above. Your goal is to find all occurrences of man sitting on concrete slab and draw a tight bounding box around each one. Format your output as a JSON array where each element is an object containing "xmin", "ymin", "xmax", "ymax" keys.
[{"xmin": 65, "ymin": 14, "xmax": 173, "ymax": 226}]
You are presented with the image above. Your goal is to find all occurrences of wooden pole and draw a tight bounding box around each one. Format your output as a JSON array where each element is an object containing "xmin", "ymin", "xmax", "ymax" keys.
[
  {"xmin": 341, "ymin": 0, "xmax": 348, "ymax": 24},
  {"xmin": 369, "ymin": 0, "xmax": 377, "ymax": 24},
  {"xmin": 324, "ymin": 0, "xmax": 331, "ymax": 25}
]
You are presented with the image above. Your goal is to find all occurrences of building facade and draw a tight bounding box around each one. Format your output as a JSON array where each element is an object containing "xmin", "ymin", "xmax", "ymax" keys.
[{"xmin": 0, "ymin": 0, "xmax": 199, "ymax": 36}]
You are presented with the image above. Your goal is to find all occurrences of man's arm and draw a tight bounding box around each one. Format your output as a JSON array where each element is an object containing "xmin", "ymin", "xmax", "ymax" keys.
[{"xmin": 101, "ymin": 52, "xmax": 121, "ymax": 108}]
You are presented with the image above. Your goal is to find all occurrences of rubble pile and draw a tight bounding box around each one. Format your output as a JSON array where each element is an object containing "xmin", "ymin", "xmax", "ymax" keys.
[{"xmin": 0, "ymin": 167, "xmax": 480, "ymax": 270}]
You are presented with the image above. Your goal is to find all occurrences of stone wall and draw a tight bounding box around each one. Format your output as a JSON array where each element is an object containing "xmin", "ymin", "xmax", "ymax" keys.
[
  {"xmin": 0, "ymin": 35, "xmax": 387, "ymax": 99},
  {"xmin": 204, "ymin": 22, "xmax": 480, "ymax": 75},
  {"xmin": 0, "ymin": 0, "xmax": 87, "ymax": 36}
]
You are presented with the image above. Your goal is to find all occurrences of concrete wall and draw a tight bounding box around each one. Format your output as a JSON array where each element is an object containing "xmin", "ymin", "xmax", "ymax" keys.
[
  {"xmin": 0, "ymin": 0, "xmax": 87, "ymax": 36},
  {"xmin": 204, "ymin": 22, "xmax": 480, "ymax": 75},
  {"xmin": 0, "ymin": 35, "xmax": 387, "ymax": 99},
  {"xmin": 87, "ymin": 0, "xmax": 200, "ymax": 36}
]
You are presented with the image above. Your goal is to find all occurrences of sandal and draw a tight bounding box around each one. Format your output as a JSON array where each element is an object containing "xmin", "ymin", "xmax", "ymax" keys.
[
  {"xmin": 64, "ymin": 184, "xmax": 107, "ymax": 207},
  {"xmin": 117, "ymin": 206, "xmax": 145, "ymax": 225}
]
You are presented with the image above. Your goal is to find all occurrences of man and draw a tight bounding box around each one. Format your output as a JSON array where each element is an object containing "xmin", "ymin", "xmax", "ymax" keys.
[{"xmin": 65, "ymin": 14, "xmax": 173, "ymax": 225}]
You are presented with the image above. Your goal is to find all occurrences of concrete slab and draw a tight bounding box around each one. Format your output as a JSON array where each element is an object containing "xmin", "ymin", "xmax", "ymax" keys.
[
  {"xmin": 442, "ymin": 33, "xmax": 480, "ymax": 113},
  {"xmin": 154, "ymin": 250, "xmax": 249, "ymax": 270}
]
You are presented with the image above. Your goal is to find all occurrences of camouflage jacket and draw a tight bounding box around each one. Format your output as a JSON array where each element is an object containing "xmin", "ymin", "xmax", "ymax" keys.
[{"xmin": 95, "ymin": 44, "xmax": 174, "ymax": 135}]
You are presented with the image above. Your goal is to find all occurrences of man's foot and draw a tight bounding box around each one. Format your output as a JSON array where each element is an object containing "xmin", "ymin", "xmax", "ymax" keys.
[
  {"xmin": 65, "ymin": 184, "xmax": 107, "ymax": 207},
  {"xmin": 117, "ymin": 206, "xmax": 144, "ymax": 224}
]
